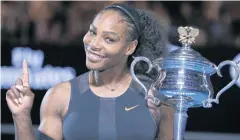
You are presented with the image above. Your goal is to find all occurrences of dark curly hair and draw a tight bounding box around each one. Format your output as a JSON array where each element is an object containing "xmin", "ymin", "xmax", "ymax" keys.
[{"xmin": 101, "ymin": 3, "xmax": 168, "ymax": 78}]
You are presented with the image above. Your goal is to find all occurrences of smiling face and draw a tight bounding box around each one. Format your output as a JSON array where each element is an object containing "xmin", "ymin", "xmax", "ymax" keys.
[{"xmin": 83, "ymin": 9, "xmax": 137, "ymax": 71}]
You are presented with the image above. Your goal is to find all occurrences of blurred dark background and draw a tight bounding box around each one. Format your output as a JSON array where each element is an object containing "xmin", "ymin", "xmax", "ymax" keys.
[
  {"xmin": 1, "ymin": 1, "xmax": 240, "ymax": 140},
  {"xmin": 1, "ymin": 1, "xmax": 240, "ymax": 47}
]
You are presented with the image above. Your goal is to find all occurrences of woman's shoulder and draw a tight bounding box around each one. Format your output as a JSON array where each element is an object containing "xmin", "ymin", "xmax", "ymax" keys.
[
  {"xmin": 50, "ymin": 81, "xmax": 71, "ymax": 95},
  {"xmin": 42, "ymin": 81, "xmax": 71, "ymax": 107}
]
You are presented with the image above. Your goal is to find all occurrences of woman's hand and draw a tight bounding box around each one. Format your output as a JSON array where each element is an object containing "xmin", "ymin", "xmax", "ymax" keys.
[{"xmin": 6, "ymin": 60, "xmax": 35, "ymax": 117}]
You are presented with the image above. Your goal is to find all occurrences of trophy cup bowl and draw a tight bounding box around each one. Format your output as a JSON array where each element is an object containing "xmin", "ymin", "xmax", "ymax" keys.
[{"xmin": 130, "ymin": 26, "xmax": 240, "ymax": 140}]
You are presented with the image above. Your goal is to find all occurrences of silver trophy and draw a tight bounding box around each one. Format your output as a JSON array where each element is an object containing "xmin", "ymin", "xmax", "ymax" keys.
[{"xmin": 130, "ymin": 26, "xmax": 240, "ymax": 140}]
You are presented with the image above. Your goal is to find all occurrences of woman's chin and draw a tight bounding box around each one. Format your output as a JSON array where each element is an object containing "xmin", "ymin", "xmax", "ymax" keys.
[{"xmin": 86, "ymin": 62, "xmax": 104, "ymax": 71}]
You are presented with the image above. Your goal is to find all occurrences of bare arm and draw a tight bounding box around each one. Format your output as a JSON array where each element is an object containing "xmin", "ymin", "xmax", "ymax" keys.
[
  {"xmin": 38, "ymin": 82, "xmax": 71, "ymax": 140},
  {"xmin": 13, "ymin": 114, "xmax": 35, "ymax": 140},
  {"xmin": 13, "ymin": 83, "xmax": 70, "ymax": 140},
  {"xmin": 12, "ymin": 82, "xmax": 70, "ymax": 140},
  {"xmin": 6, "ymin": 60, "xmax": 36, "ymax": 140},
  {"xmin": 145, "ymin": 70, "xmax": 174, "ymax": 140},
  {"xmin": 157, "ymin": 105, "xmax": 174, "ymax": 140},
  {"xmin": 7, "ymin": 60, "xmax": 70, "ymax": 140}
]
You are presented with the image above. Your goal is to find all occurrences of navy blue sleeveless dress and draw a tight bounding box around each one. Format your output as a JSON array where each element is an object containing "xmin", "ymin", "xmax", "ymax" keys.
[{"xmin": 63, "ymin": 72, "xmax": 158, "ymax": 140}]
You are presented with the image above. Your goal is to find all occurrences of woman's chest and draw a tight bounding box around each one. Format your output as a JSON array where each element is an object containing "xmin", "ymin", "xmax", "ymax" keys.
[{"xmin": 63, "ymin": 95, "xmax": 157, "ymax": 140}]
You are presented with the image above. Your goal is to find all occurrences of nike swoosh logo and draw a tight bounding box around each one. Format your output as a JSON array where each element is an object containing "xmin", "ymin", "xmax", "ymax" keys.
[{"xmin": 125, "ymin": 105, "xmax": 139, "ymax": 111}]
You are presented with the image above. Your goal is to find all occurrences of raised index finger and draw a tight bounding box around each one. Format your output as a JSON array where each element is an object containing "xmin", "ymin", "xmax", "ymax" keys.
[{"xmin": 22, "ymin": 59, "xmax": 30, "ymax": 87}]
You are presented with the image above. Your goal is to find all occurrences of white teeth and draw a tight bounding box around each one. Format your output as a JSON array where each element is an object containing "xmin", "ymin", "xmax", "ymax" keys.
[
  {"xmin": 85, "ymin": 45, "xmax": 105, "ymax": 62},
  {"xmin": 90, "ymin": 52, "xmax": 104, "ymax": 58},
  {"xmin": 87, "ymin": 51, "xmax": 104, "ymax": 62}
]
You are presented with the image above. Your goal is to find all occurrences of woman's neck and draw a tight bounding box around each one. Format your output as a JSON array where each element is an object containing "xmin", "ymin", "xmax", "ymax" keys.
[{"xmin": 92, "ymin": 64, "xmax": 131, "ymax": 88}]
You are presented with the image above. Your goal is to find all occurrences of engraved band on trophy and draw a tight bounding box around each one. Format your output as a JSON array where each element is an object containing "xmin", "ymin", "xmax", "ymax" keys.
[{"xmin": 130, "ymin": 26, "xmax": 240, "ymax": 140}]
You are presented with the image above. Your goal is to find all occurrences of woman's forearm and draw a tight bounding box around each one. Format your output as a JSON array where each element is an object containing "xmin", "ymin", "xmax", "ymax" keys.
[{"xmin": 13, "ymin": 115, "xmax": 36, "ymax": 140}]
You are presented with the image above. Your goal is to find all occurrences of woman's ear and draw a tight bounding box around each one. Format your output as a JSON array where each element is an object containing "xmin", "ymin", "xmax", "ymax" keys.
[{"xmin": 125, "ymin": 40, "xmax": 138, "ymax": 56}]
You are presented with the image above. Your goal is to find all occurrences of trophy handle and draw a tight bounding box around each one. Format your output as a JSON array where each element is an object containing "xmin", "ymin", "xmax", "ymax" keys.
[
  {"xmin": 203, "ymin": 60, "xmax": 240, "ymax": 108},
  {"xmin": 130, "ymin": 56, "xmax": 153, "ymax": 94}
]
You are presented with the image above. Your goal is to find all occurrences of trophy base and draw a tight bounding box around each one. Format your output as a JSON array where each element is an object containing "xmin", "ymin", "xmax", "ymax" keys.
[{"xmin": 169, "ymin": 95, "xmax": 191, "ymax": 140}]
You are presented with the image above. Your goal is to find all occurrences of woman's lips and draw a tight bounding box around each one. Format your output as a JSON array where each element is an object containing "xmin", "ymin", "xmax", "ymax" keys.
[{"xmin": 86, "ymin": 49, "xmax": 106, "ymax": 62}]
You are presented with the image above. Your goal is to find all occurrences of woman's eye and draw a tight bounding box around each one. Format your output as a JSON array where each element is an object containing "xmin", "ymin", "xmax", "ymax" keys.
[{"xmin": 105, "ymin": 37, "xmax": 115, "ymax": 43}]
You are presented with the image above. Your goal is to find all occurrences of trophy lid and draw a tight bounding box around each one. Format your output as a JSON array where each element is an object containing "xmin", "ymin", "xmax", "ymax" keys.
[{"xmin": 163, "ymin": 27, "xmax": 216, "ymax": 74}]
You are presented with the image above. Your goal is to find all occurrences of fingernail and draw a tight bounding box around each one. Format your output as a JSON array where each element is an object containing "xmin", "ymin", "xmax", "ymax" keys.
[
  {"xmin": 23, "ymin": 59, "xmax": 27, "ymax": 66},
  {"xmin": 14, "ymin": 99, "xmax": 19, "ymax": 105},
  {"xmin": 16, "ymin": 85, "xmax": 23, "ymax": 89},
  {"xmin": 19, "ymin": 98, "xmax": 23, "ymax": 104}
]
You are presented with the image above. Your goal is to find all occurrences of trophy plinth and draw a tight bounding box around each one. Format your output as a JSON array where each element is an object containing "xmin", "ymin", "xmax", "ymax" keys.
[{"xmin": 130, "ymin": 26, "xmax": 240, "ymax": 140}]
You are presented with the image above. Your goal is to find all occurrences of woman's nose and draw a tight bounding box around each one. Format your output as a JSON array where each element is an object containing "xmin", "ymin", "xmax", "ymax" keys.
[{"xmin": 89, "ymin": 37, "xmax": 102, "ymax": 51}]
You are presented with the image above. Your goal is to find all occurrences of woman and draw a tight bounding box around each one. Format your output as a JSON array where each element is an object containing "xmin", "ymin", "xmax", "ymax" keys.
[{"xmin": 6, "ymin": 3, "xmax": 174, "ymax": 140}]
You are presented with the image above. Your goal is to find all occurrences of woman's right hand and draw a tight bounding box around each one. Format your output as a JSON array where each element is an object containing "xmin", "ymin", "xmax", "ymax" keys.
[{"xmin": 6, "ymin": 60, "xmax": 35, "ymax": 117}]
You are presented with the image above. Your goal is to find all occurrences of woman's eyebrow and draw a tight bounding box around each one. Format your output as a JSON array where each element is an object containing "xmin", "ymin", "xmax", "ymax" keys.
[
  {"xmin": 91, "ymin": 24, "xmax": 120, "ymax": 39},
  {"xmin": 103, "ymin": 31, "xmax": 120, "ymax": 39}
]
